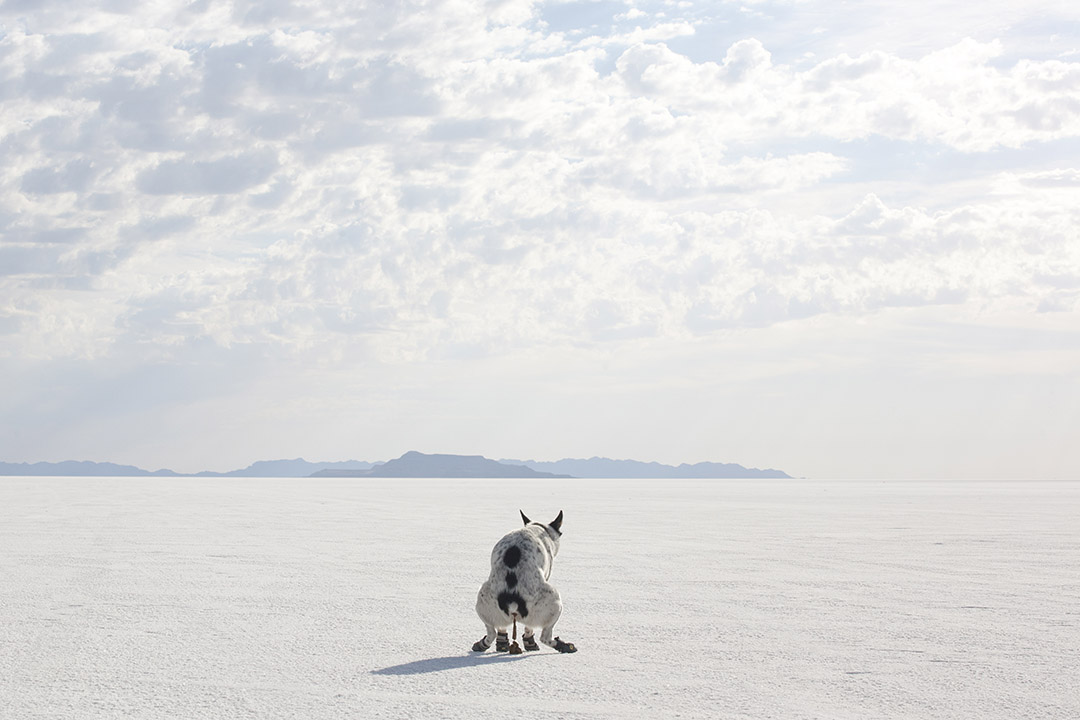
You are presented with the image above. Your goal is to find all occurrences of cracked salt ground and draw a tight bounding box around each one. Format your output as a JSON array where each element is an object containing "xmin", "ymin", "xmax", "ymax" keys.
[{"xmin": 1, "ymin": 478, "xmax": 1078, "ymax": 719}]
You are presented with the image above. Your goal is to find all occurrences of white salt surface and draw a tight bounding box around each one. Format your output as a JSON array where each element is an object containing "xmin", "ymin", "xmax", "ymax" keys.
[{"xmin": 1, "ymin": 478, "xmax": 1078, "ymax": 719}]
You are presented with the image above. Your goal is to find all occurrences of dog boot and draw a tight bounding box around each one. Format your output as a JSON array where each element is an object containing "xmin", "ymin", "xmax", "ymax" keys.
[
  {"xmin": 472, "ymin": 636, "xmax": 492, "ymax": 652},
  {"xmin": 553, "ymin": 637, "xmax": 577, "ymax": 653},
  {"xmin": 495, "ymin": 631, "xmax": 510, "ymax": 652},
  {"xmin": 522, "ymin": 635, "xmax": 540, "ymax": 652}
]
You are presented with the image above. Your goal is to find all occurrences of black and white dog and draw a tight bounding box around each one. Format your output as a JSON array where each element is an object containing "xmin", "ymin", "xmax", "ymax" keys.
[{"xmin": 472, "ymin": 510, "xmax": 577, "ymax": 654}]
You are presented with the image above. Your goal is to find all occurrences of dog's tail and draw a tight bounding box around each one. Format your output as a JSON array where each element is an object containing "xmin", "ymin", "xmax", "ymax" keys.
[{"xmin": 497, "ymin": 591, "xmax": 528, "ymax": 619}]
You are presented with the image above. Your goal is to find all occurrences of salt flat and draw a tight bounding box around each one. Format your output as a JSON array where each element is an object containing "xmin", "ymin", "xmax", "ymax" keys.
[{"xmin": 1, "ymin": 477, "xmax": 1077, "ymax": 719}]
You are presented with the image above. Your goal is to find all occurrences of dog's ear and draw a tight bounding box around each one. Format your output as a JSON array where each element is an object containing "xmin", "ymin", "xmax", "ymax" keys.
[
  {"xmin": 520, "ymin": 510, "xmax": 531, "ymax": 526},
  {"xmin": 550, "ymin": 510, "xmax": 563, "ymax": 534}
]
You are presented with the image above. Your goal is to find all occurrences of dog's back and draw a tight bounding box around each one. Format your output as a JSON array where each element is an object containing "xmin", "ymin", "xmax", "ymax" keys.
[{"xmin": 487, "ymin": 524, "xmax": 555, "ymax": 620}]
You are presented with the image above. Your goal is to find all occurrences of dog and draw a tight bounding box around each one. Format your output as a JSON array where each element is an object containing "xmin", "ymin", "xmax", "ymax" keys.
[{"xmin": 472, "ymin": 510, "xmax": 577, "ymax": 654}]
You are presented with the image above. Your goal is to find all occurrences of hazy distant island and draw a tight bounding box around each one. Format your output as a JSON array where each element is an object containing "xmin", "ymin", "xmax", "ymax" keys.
[{"xmin": 0, "ymin": 451, "xmax": 791, "ymax": 479}]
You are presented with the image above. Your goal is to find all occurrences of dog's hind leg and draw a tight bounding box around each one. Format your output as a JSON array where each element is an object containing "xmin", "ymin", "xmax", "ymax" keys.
[
  {"xmin": 474, "ymin": 582, "xmax": 503, "ymax": 652},
  {"xmin": 535, "ymin": 586, "xmax": 577, "ymax": 653},
  {"xmin": 472, "ymin": 623, "xmax": 498, "ymax": 652},
  {"xmin": 522, "ymin": 628, "xmax": 539, "ymax": 652},
  {"xmin": 539, "ymin": 623, "xmax": 577, "ymax": 653}
]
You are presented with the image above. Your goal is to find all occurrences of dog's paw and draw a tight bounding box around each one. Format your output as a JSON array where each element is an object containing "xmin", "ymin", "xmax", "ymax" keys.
[
  {"xmin": 523, "ymin": 636, "xmax": 539, "ymax": 652},
  {"xmin": 472, "ymin": 639, "xmax": 490, "ymax": 652},
  {"xmin": 553, "ymin": 637, "xmax": 577, "ymax": 653}
]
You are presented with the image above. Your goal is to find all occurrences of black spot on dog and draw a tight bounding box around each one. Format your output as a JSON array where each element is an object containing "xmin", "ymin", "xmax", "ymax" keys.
[
  {"xmin": 497, "ymin": 591, "xmax": 529, "ymax": 618},
  {"xmin": 505, "ymin": 572, "xmax": 517, "ymax": 588},
  {"xmin": 503, "ymin": 545, "xmax": 521, "ymax": 568}
]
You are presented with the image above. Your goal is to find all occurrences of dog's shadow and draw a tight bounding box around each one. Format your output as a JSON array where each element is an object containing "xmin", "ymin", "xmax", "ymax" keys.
[{"xmin": 372, "ymin": 652, "xmax": 539, "ymax": 676}]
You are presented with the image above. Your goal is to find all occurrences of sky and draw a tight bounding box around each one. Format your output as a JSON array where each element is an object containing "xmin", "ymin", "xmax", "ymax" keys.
[{"xmin": 1, "ymin": 0, "xmax": 1079, "ymax": 479}]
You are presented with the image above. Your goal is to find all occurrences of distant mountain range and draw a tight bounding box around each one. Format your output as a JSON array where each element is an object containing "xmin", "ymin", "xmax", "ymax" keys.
[
  {"xmin": 0, "ymin": 460, "xmax": 183, "ymax": 477},
  {"xmin": 0, "ymin": 452, "xmax": 791, "ymax": 479},
  {"xmin": 311, "ymin": 451, "xmax": 569, "ymax": 478},
  {"xmin": 193, "ymin": 459, "xmax": 379, "ymax": 478},
  {"xmin": 502, "ymin": 457, "xmax": 790, "ymax": 479},
  {"xmin": 0, "ymin": 459, "xmax": 378, "ymax": 478}
]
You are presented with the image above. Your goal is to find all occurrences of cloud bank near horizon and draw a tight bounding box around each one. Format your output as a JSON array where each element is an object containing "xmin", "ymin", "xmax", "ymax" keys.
[{"xmin": 2, "ymin": 1, "xmax": 1079, "ymax": 478}]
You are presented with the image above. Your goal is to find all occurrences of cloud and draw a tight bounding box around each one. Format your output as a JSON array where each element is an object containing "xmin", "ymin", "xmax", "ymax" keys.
[
  {"xmin": 119, "ymin": 214, "xmax": 196, "ymax": 241},
  {"xmin": 20, "ymin": 158, "xmax": 98, "ymax": 194},
  {"xmin": 611, "ymin": 37, "xmax": 1080, "ymax": 151},
  {"xmin": 0, "ymin": 4, "xmax": 1077, "ymax": 381},
  {"xmin": 135, "ymin": 152, "xmax": 279, "ymax": 195},
  {"xmin": 1012, "ymin": 168, "xmax": 1080, "ymax": 187}
]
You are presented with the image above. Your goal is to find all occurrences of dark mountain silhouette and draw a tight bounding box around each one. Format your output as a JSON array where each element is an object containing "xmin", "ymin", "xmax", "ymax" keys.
[
  {"xmin": 501, "ymin": 457, "xmax": 791, "ymax": 479},
  {"xmin": 310, "ymin": 451, "xmax": 570, "ymax": 478}
]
